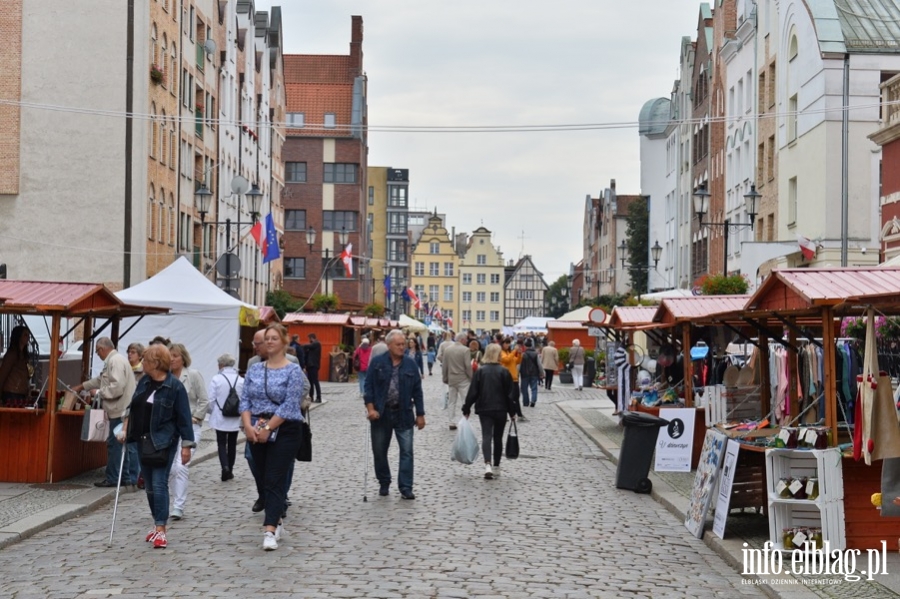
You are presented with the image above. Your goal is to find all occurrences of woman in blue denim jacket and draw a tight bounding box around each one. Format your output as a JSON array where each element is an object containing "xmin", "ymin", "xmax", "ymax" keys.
[{"xmin": 120, "ymin": 344, "xmax": 195, "ymax": 549}]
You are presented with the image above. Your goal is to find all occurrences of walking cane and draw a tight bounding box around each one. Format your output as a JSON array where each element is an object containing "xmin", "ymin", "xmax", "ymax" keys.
[
  {"xmin": 363, "ymin": 419, "xmax": 370, "ymax": 502},
  {"xmin": 108, "ymin": 424, "xmax": 127, "ymax": 547}
]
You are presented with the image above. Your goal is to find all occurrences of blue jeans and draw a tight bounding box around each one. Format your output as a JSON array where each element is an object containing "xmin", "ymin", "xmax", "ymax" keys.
[
  {"xmin": 521, "ymin": 376, "xmax": 539, "ymax": 407},
  {"xmin": 107, "ymin": 417, "xmax": 140, "ymax": 485},
  {"xmin": 141, "ymin": 443, "xmax": 179, "ymax": 526},
  {"xmin": 370, "ymin": 408, "xmax": 414, "ymax": 493},
  {"xmin": 357, "ymin": 370, "xmax": 367, "ymax": 395}
]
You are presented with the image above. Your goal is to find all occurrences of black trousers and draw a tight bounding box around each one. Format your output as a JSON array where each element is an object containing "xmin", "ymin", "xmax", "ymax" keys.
[
  {"xmin": 478, "ymin": 411, "xmax": 508, "ymax": 466},
  {"xmin": 511, "ymin": 381, "xmax": 523, "ymax": 417},
  {"xmin": 544, "ymin": 368, "xmax": 555, "ymax": 390},
  {"xmin": 307, "ymin": 366, "xmax": 321, "ymax": 401},
  {"xmin": 216, "ymin": 430, "xmax": 238, "ymax": 472},
  {"xmin": 248, "ymin": 421, "xmax": 301, "ymax": 528}
]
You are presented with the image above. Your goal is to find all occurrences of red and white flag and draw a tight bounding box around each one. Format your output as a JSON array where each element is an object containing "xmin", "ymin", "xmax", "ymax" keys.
[
  {"xmin": 340, "ymin": 243, "xmax": 353, "ymax": 277},
  {"xmin": 446, "ymin": 316, "xmax": 453, "ymax": 329},
  {"xmin": 797, "ymin": 234, "xmax": 817, "ymax": 260},
  {"xmin": 406, "ymin": 287, "xmax": 421, "ymax": 310},
  {"xmin": 434, "ymin": 307, "xmax": 442, "ymax": 321}
]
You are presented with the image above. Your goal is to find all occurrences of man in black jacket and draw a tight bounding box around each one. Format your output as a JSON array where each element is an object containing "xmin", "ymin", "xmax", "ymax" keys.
[
  {"xmin": 519, "ymin": 338, "xmax": 543, "ymax": 408},
  {"xmin": 305, "ymin": 333, "xmax": 322, "ymax": 403}
]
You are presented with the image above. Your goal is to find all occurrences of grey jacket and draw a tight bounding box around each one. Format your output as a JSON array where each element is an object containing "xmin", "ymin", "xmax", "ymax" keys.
[{"xmin": 442, "ymin": 342, "xmax": 473, "ymax": 386}]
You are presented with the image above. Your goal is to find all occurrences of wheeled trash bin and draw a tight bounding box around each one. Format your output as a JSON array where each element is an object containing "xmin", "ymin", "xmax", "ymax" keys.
[{"xmin": 615, "ymin": 411, "xmax": 669, "ymax": 494}]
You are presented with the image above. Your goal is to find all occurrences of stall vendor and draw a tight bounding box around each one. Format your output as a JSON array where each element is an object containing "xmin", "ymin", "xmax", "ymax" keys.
[{"xmin": 0, "ymin": 326, "xmax": 33, "ymax": 405}]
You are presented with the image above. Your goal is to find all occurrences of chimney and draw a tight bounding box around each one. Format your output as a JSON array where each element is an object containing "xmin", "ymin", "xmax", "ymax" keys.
[{"xmin": 350, "ymin": 16, "xmax": 364, "ymax": 76}]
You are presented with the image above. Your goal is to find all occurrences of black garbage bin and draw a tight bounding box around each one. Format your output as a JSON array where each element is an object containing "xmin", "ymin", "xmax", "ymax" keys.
[
  {"xmin": 615, "ymin": 411, "xmax": 669, "ymax": 494},
  {"xmin": 583, "ymin": 356, "xmax": 596, "ymax": 388}
]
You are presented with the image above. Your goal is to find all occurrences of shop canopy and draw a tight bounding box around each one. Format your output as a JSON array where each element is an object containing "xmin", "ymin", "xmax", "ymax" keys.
[
  {"xmin": 511, "ymin": 316, "xmax": 552, "ymax": 333},
  {"xmin": 398, "ymin": 314, "xmax": 428, "ymax": 332},
  {"xmin": 556, "ymin": 305, "xmax": 593, "ymax": 322}
]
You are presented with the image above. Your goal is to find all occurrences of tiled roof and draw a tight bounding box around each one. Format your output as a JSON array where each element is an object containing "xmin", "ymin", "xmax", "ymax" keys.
[
  {"xmin": 282, "ymin": 313, "xmax": 351, "ymax": 325},
  {"xmin": 653, "ymin": 296, "xmax": 750, "ymax": 324},
  {"xmin": 283, "ymin": 55, "xmax": 356, "ymax": 138},
  {"xmin": 0, "ymin": 281, "xmax": 167, "ymax": 317},
  {"xmin": 284, "ymin": 55, "xmax": 354, "ymax": 84},
  {"xmin": 747, "ymin": 267, "xmax": 900, "ymax": 311},
  {"xmin": 608, "ymin": 306, "xmax": 657, "ymax": 328}
]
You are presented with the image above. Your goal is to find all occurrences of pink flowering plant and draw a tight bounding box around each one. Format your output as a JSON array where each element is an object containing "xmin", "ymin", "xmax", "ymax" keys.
[{"xmin": 840, "ymin": 316, "xmax": 900, "ymax": 340}]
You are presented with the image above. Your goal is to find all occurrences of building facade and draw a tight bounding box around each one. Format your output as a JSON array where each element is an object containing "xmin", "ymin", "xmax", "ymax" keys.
[
  {"xmin": 409, "ymin": 212, "xmax": 458, "ymax": 325},
  {"xmin": 458, "ymin": 227, "xmax": 504, "ymax": 333},
  {"xmin": 280, "ymin": 15, "xmax": 369, "ymax": 306},
  {"xmin": 367, "ymin": 166, "xmax": 410, "ymax": 316},
  {"xmin": 503, "ymin": 256, "xmax": 549, "ymax": 326}
]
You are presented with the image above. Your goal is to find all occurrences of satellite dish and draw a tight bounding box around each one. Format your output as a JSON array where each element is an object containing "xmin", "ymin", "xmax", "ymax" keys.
[
  {"xmin": 203, "ymin": 39, "xmax": 217, "ymax": 56},
  {"xmin": 230, "ymin": 175, "xmax": 250, "ymax": 195}
]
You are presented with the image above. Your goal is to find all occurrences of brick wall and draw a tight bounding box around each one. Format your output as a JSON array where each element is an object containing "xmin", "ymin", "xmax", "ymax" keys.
[{"xmin": 0, "ymin": 1, "xmax": 23, "ymax": 195}]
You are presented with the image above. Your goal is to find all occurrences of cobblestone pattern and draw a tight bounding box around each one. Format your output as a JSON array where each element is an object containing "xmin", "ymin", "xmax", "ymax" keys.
[{"xmin": 0, "ymin": 381, "xmax": 763, "ymax": 598}]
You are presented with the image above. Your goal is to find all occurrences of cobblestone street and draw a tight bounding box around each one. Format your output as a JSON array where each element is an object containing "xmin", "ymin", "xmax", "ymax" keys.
[{"xmin": 0, "ymin": 377, "xmax": 762, "ymax": 598}]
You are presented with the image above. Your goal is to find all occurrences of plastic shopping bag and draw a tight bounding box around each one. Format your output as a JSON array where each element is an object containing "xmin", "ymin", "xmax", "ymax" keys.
[
  {"xmin": 442, "ymin": 386, "xmax": 449, "ymax": 410},
  {"xmin": 450, "ymin": 416, "xmax": 479, "ymax": 464}
]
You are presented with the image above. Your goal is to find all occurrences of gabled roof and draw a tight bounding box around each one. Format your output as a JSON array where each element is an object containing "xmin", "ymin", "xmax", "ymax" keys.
[
  {"xmin": 607, "ymin": 306, "xmax": 657, "ymax": 329},
  {"xmin": 282, "ymin": 313, "xmax": 352, "ymax": 325},
  {"xmin": 0, "ymin": 281, "xmax": 167, "ymax": 317},
  {"xmin": 284, "ymin": 55, "xmax": 355, "ymax": 138},
  {"xmin": 746, "ymin": 267, "xmax": 900, "ymax": 312},
  {"xmin": 652, "ymin": 296, "xmax": 750, "ymax": 326}
]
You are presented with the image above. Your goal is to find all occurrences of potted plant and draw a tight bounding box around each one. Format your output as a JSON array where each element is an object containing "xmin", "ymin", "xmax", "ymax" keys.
[
  {"xmin": 311, "ymin": 293, "xmax": 339, "ymax": 313},
  {"xmin": 557, "ymin": 346, "xmax": 573, "ymax": 384},
  {"xmin": 150, "ymin": 64, "xmax": 164, "ymax": 85}
]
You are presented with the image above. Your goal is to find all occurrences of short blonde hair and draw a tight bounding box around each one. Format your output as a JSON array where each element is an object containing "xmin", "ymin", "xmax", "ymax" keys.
[
  {"xmin": 169, "ymin": 343, "xmax": 192, "ymax": 367},
  {"xmin": 482, "ymin": 343, "xmax": 502, "ymax": 364}
]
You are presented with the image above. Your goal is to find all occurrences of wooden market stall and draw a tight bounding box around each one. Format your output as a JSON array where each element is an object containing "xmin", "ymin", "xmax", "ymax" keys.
[
  {"xmin": 282, "ymin": 313, "xmax": 352, "ymax": 382},
  {"xmin": 546, "ymin": 320, "xmax": 591, "ymax": 352},
  {"xmin": 743, "ymin": 267, "xmax": 900, "ymax": 550},
  {"xmin": 0, "ymin": 281, "xmax": 168, "ymax": 483}
]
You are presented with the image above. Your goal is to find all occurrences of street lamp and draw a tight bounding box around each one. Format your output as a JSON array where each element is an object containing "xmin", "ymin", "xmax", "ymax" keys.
[
  {"xmin": 195, "ymin": 181, "xmax": 262, "ymax": 298},
  {"xmin": 693, "ymin": 184, "xmax": 759, "ymax": 274},
  {"xmin": 306, "ymin": 226, "xmax": 349, "ymax": 296},
  {"xmin": 617, "ymin": 239, "xmax": 662, "ymax": 300}
]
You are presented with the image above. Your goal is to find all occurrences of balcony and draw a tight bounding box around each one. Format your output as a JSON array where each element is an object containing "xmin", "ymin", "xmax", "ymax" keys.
[{"xmin": 871, "ymin": 73, "xmax": 900, "ymax": 146}]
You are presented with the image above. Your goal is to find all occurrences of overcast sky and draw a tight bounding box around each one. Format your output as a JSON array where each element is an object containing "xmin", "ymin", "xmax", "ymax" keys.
[{"xmin": 253, "ymin": 0, "xmax": 701, "ymax": 284}]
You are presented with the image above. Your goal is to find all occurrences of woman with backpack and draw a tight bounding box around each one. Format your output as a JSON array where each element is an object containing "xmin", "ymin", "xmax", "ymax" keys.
[{"xmin": 207, "ymin": 353, "xmax": 243, "ymax": 481}]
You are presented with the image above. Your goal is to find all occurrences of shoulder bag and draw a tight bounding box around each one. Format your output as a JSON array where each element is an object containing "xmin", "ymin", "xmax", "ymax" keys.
[
  {"xmin": 505, "ymin": 419, "xmax": 520, "ymax": 459},
  {"xmin": 296, "ymin": 408, "xmax": 312, "ymax": 462}
]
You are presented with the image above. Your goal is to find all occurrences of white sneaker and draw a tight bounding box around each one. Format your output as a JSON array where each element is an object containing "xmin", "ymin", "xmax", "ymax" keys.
[
  {"xmin": 171, "ymin": 508, "xmax": 183, "ymax": 521},
  {"xmin": 275, "ymin": 523, "xmax": 284, "ymax": 541},
  {"xmin": 493, "ymin": 464, "xmax": 501, "ymax": 478},
  {"xmin": 484, "ymin": 463, "xmax": 493, "ymax": 479},
  {"xmin": 263, "ymin": 531, "xmax": 278, "ymax": 551}
]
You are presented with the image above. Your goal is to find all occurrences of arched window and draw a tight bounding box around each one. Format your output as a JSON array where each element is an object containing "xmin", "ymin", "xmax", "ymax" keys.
[
  {"xmin": 158, "ymin": 111, "xmax": 166, "ymax": 163},
  {"xmin": 148, "ymin": 185, "xmax": 156, "ymax": 240},
  {"xmin": 161, "ymin": 34, "xmax": 168, "ymax": 87},
  {"xmin": 158, "ymin": 199, "xmax": 165, "ymax": 243},
  {"xmin": 169, "ymin": 129, "xmax": 176, "ymax": 169},
  {"xmin": 169, "ymin": 193, "xmax": 176, "ymax": 245},
  {"xmin": 150, "ymin": 24, "xmax": 158, "ymax": 67},
  {"xmin": 789, "ymin": 34, "xmax": 798, "ymax": 61},
  {"xmin": 149, "ymin": 104, "xmax": 157, "ymax": 157},
  {"xmin": 170, "ymin": 42, "xmax": 178, "ymax": 96}
]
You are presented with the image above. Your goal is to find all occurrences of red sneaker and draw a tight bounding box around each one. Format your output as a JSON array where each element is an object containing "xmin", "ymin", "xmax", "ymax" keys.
[
  {"xmin": 152, "ymin": 531, "xmax": 167, "ymax": 549},
  {"xmin": 145, "ymin": 529, "xmax": 158, "ymax": 542},
  {"xmin": 137, "ymin": 475, "xmax": 145, "ymax": 490}
]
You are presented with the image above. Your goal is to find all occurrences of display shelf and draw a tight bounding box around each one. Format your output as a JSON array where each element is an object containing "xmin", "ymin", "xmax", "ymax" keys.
[{"xmin": 765, "ymin": 448, "xmax": 845, "ymax": 551}]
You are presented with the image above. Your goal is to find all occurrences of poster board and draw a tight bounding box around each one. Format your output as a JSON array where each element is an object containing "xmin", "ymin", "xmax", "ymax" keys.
[
  {"xmin": 654, "ymin": 408, "xmax": 696, "ymax": 472},
  {"xmin": 712, "ymin": 439, "xmax": 741, "ymax": 538},
  {"xmin": 684, "ymin": 429, "xmax": 728, "ymax": 538}
]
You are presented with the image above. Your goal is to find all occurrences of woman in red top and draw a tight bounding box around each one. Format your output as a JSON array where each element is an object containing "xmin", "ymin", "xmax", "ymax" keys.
[{"xmin": 353, "ymin": 338, "xmax": 373, "ymax": 396}]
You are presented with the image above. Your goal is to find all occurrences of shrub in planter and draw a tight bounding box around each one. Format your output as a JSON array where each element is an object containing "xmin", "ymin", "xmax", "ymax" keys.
[
  {"xmin": 150, "ymin": 64, "xmax": 164, "ymax": 85},
  {"xmin": 556, "ymin": 347, "xmax": 573, "ymax": 384}
]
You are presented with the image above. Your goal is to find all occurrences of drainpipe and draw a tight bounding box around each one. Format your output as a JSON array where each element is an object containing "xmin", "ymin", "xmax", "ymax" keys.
[
  {"xmin": 124, "ymin": 0, "xmax": 135, "ymax": 286},
  {"xmin": 841, "ymin": 53, "xmax": 850, "ymax": 266}
]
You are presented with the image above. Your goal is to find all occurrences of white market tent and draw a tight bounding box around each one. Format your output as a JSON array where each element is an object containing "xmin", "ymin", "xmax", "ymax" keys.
[
  {"xmin": 399, "ymin": 314, "xmax": 428, "ymax": 332},
  {"xmin": 510, "ymin": 316, "xmax": 552, "ymax": 334},
  {"xmin": 556, "ymin": 305, "xmax": 593, "ymax": 322},
  {"xmin": 113, "ymin": 257, "xmax": 256, "ymax": 380}
]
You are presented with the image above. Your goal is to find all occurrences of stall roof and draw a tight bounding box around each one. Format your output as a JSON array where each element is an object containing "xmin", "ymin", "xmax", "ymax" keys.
[
  {"xmin": 257, "ymin": 306, "xmax": 281, "ymax": 325},
  {"xmin": 607, "ymin": 306, "xmax": 658, "ymax": 329},
  {"xmin": 349, "ymin": 316, "xmax": 396, "ymax": 328},
  {"xmin": 746, "ymin": 267, "xmax": 900, "ymax": 313},
  {"xmin": 283, "ymin": 312, "xmax": 351, "ymax": 325},
  {"xmin": 0, "ymin": 281, "xmax": 168, "ymax": 317},
  {"xmin": 547, "ymin": 320, "xmax": 588, "ymax": 330},
  {"xmin": 653, "ymin": 295, "xmax": 750, "ymax": 326}
]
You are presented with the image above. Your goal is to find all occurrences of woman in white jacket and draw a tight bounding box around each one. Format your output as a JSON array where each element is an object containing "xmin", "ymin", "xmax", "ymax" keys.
[{"xmin": 207, "ymin": 354, "xmax": 243, "ymax": 481}]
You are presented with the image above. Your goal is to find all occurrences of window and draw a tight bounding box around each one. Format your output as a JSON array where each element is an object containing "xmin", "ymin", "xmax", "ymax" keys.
[
  {"xmin": 490, "ymin": 292, "xmax": 499, "ymax": 303},
  {"xmin": 476, "ymin": 310, "xmax": 485, "ymax": 322},
  {"xmin": 328, "ymin": 257, "xmax": 356, "ymax": 280},
  {"xmin": 476, "ymin": 254, "xmax": 486, "ymax": 265},
  {"xmin": 323, "ymin": 163, "xmax": 357, "ymax": 184},
  {"xmin": 462, "ymin": 273, "xmax": 472, "ymax": 284},
  {"xmin": 414, "ymin": 285, "xmax": 424, "ymax": 299},
  {"xmin": 444, "ymin": 263, "xmax": 454, "ymax": 277},
  {"xmin": 429, "ymin": 262, "xmax": 439, "ymax": 276},
  {"xmin": 272, "ymin": 254, "xmax": 301, "ymax": 283},
  {"xmin": 444, "ymin": 286, "xmax": 453, "ymax": 302},
  {"xmin": 429, "ymin": 242, "xmax": 439, "ymax": 254},
  {"xmin": 490, "ymin": 311, "xmax": 500, "ymax": 321},
  {"xmin": 388, "ymin": 240, "xmax": 407, "ymax": 262},
  {"xmin": 462, "ymin": 310, "xmax": 472, "ymax": 322},
  {"xmin": 788, "ymin": 176, "xmax": 797, "ymax": 226},
  {"xmin": 476, "ymin": 273, "xmax": 486, "ymax": 284},
  {"xmin": 148, "ymin": 186, "xmax": 155, "ymax": 240},
  {"xmin": 368, "ymin": 186, "xmax": 374, "ymax": 206},
  {"xmin": 389, "ymin": 186, "xmax": 407, "ymax": 207},
  {"xmin": 476, "ymin": 292, "xmax": 486, "ymax": 302},
  {"xmin": 285, "ymin": 210, "xmax": 306, "ymax": 230},
  {"xmin": 324, "ymin": 113, "xmax": 336, "ymax": 128},
  {"xmin": 428, "ymin": 285, "xmax": 439, "ymax": 301},
  {"xmin": 388, "ymin": 213, "xmax": 407, "ymax": 234},
  {"xmin": 490, "ymin": 273, "xmax": 500, "ymax": 284},
  {"xmin": 287, "ymin": 112, "xmax": 304, "ymax": 127},
  {"xmin": 323, "ymin": 211, "xmax": 357, "ymax": 231},
  {"xmin": 444, "ymin": 309, "xmax": 453, "ymax": 320},
  {"xmin": 286, "ymin": 162, "xmax": 307, "ymax": 183},
  {"xmin": 788, "ymin": 94, "xmax": 798, "ymax": 142},
  {"xmin": 462, "ymin": 291, "xmax": 472, "ymax": 302},
  {"xmin": 415, "ymin": 262, "xmax": 424, "ymax": 276},
  {"xmin": 767, "ymin": 135, "xmax": 775, "ymax": 181}
]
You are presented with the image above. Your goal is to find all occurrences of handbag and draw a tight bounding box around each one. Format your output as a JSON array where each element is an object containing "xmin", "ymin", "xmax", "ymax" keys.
[
  {"xmin": 139, "ymin": 433, "xmax": 169, "ymax": 467},
  {"xmin": 80, "ymin": 399, "xmax": 109, "ymax": 442},
  {"xmin": 296, "ymin": 409, "xmax": 312, "ymax": 462},
  {"xmin": 505, "ymin": 419, "xmax": 520, "ymax": 459}
]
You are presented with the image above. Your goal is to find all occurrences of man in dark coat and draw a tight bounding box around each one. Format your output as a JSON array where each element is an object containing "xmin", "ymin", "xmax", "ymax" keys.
[{"xmin": 305, "ymin": 333, "xmax": 322, "ymax": 403}]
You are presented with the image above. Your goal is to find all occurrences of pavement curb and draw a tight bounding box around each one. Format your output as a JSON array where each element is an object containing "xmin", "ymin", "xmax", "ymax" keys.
[{"xmin": 557, "ymin": 402, "xmax": 793, "ymax": 599}]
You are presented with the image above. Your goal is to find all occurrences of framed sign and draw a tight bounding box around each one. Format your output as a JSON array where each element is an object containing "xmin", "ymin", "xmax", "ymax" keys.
[
  {"xmin": 684, "ymin": 430, "xmax": 727, "ymax": 538},
  {"xmin": 655, "ymin": 408, "xmax": 696, "ymax": 472},
  {"xmin": 712, "ymin": 439, "xmax": 741, "ymax": 539}
]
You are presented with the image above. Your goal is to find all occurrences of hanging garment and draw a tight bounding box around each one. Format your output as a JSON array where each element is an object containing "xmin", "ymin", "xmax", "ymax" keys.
[
  {"xmin": 615, "ymin": 346, "xmax": 631, "ymax": 413},
  {"xmin": 854, "ymin": 310, "xmax": 879, "ymax": 465}
]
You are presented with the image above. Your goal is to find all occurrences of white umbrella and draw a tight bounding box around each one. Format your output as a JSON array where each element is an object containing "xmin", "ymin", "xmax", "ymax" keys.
[{"xmin": 399, "ymin": 314, "xmax": 428, "ymax": 332}]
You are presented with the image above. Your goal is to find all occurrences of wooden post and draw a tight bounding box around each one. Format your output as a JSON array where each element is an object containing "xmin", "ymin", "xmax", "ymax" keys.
[
  {"xmin": 821, "ymin": 307, "xmax": 838, "ymax": 445},
  {"xmin": 80, "ymin": 316, "xmax": 93, "ymax": 382},
  {"xmin": 758, "ymin": 325, "xmax": 771, "ymax": 419},
  {"xmin": 45, "ymin": 314, "xmax": 61, "ymax": 483},
  {"xmin": 683, "ymin": 325, "xmax": 693, "ymax": 407},
  {"xmin": 787, "ymin": 323, "xmax": 799, "ymax": 422}
]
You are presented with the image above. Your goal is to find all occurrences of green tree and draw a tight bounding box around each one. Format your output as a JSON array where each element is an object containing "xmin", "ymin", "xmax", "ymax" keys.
[
  {"xmin": 545, "ymin": 274, "xmax": 570, "ymax": 318},
  {"xmin": 265, "ymin": 289, "xmax": 302, "ymax": 319},
  {"xmin": 624, "ymin": 197, "xmax": 650, "ymax": 296},
  {"xmin": 363, "ymin": 303, "xmax": 385, "ymax": 317},
  {"xmin": 699, "ymin": 273, "xmax": 749, "ymax": 295}
]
